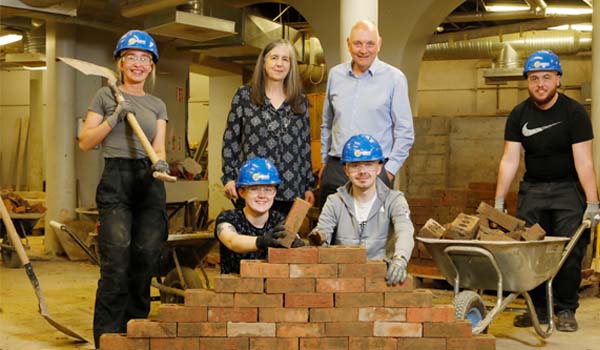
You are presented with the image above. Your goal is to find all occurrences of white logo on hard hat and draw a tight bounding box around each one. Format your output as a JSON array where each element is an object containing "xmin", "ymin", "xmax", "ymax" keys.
[
  {"xmin": 354, "ymin": 149, "xmax": 372, "ymax": 157},
  {"xmin": 127, "ymin": 35, "xmax": 146, "ymax": 46},
  {"xmin": 252, "ymin": 173, "xmax": 269, "ymax": 181}
]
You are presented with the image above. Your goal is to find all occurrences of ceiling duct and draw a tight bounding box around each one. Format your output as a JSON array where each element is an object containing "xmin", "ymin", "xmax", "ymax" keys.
[
  {"xmin": 144, "ymin": 0, "xmax": 236, "ymax": 42},
  {"xmin": 3, "ymin": 24, "xmax": 45, "ymax": 68}
]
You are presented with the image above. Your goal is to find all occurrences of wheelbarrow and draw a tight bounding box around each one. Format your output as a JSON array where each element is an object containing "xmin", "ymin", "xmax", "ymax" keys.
[
  {"xmin": 416, "ymin": 219, "xmax": 591, "ymax": 338},
  {"xmin": 0, "ymin": 212, "xmax": 45, "ymax": 268},
  {"xmin": 152, "ymin": 231, "xmax": 216, "ymax": 304}
]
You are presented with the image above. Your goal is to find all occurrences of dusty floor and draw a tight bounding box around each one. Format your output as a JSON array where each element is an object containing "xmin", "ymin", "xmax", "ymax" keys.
[{"xmin": 1, "ymin": 236, "xmax": 600, "ymax": 350}]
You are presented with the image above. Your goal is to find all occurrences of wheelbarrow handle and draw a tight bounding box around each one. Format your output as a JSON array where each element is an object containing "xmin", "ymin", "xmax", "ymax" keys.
[{"xmin": 554, "ymin": 220, "xmax": 591, "ymax": 275}]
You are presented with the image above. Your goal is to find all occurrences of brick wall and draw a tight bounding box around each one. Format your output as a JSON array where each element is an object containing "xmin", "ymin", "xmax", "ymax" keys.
[{"xmin": 100, "ymin": 246, "xmax": 495, "ymax": 350}]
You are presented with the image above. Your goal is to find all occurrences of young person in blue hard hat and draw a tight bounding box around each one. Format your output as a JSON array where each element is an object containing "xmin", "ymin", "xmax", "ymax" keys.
[
  {"xmin": 215, "ymin": 157, "xmax": 304, "ymax": 274},
  {"xmin": 309, "ymin": 134, "xmax": 414, "ymax": 286},
  {"xmin": 78, "ymin": 30, "xmax": 170, "ymax": 347},
  {"xmin": 494, "ymin": 50, "xmax": 598, "ymax": 332}
]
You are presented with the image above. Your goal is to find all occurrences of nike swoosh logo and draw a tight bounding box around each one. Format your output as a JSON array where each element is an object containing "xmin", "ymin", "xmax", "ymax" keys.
[{"xmin": 522, "ymin": 121, "xmax": 562, "ymax": 137}]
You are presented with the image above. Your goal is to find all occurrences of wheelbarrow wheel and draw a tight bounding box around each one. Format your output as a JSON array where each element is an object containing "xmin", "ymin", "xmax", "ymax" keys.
[
  {"xmin": 160, "ymin": 266, "xmax": 203, "ymax": 304},
  {"xmin": 454, "ymin": 290, "xmax": 488, "ymax": 333},
  {"xmin": 1, "ymin": 237, "xmax": 22, "ymax": 268}
]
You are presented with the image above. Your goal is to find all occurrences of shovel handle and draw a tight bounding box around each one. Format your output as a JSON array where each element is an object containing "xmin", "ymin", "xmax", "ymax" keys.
[
  {"xmin": 110, "ymin": 84, "xmax": 176, "ymax": 183},
  {"xmin": 0, "ymin": 198, "xmax": 30, "ymax": 265}
]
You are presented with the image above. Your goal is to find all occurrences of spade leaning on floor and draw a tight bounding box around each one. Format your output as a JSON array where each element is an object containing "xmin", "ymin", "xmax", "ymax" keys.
[{"xmin": 77, "ymin": 29, "xmax": 170, "ymax": 349}]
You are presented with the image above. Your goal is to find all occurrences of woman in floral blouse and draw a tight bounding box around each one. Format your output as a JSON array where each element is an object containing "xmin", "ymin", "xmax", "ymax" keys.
[{"xmin": 221, "ymin": 38, "xmax": 315, "ymax": 214}]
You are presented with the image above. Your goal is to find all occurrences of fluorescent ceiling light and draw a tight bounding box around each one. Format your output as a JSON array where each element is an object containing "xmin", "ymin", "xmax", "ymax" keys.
[
  {"xmin": 23, "ymin": 66, "xmax": 47, "ymax": 71},
  {"xmin": 484, "ymin": 4, "xmax": 530, "ymax": 12},
  {"xmin": 549, "ymin": 23, "xmax": 593, "ymax": 31},
  {"xmin": 545, "ymin": 7, "xmax": 593, "ymax": 15},
  {"xmin": 0, "ymin": 34, "xmax": 23, "ymax": 46}
]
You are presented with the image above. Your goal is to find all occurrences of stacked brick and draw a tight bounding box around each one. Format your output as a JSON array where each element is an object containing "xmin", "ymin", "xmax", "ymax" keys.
[{"xmin": 100, "ymin": 246, "xmax": 495, "ymax": 350}]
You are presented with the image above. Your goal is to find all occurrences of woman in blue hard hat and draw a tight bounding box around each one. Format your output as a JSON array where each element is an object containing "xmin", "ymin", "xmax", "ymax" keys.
[
  {"xmin": 221, "ymin": 38, "xmax": 315, "ymax": 215},
  {"xmin": 308, "ymin": 134, "xmax": 414, "ymax": 286},
  {"xmin": 78, "ymin": 30, "xmax": 169, "ymax": 347},
  {"xmin": 215, "ymin": 157, "xmax": 304, "ymax": 274},
  {"xmin": 495, "ymin": 50, "xmax": 598, "ymax": 332}
]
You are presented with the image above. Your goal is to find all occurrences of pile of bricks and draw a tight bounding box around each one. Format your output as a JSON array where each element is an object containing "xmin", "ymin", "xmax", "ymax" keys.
[{"xmin": 100, "ymin": 246, "xmax": 495, "ymax": 350}]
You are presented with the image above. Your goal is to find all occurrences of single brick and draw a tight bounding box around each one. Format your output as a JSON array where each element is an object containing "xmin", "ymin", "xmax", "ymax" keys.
[
  {"xmin": 373, "ymin": 322, "xmax": 422, "ymax": 337},
  {"xmin": 289, "ymin": 263, "xmax": 337, "ymax": 278},
  {"xmin": 259, "ymin": 307, "xmax": 309, "ymax": 322},
  {"xmin": 349, "ymin": 337, "xmax": 396, "ymax": 350},
  {"xmin": 397, "ymin": 338, "xmax": 447, "ymax": 350},
  {"xmin": 447, "ymin": 335, "xmax": 496, "ymax": 350},
  {"xmin": 423, "ymin": 320, "xmax": 472, "ymax": 338},
  {"xmin": 268, "ymin": 247, "xmax": 318, "ymax": 264},
  {"xmin": 214, "ymin": 275, "xmax": 264, "ymax": 293},
  {"xmin": 126, "ymin": 319, "xmax": 175, "ymax": 338},
  {"xmin": 277, "ymin": 323, "xmax": 325, "ymax": 337},
  {"xmin": 316, "ymin": 278, "xmax": 365, "ymax": 293},
  {"xmin": 309, "ymin": 307, "xmax": 359, "ymax": 322},
  {"xmin": 208, "ymin": 307, "xmax": 258, "ymax": 322},
  {"xmin": 178, "ymin": 322, "xmax": 227, "ymax": 337},
  {"xmin": 199, "ymin": 337, "xmax": 249, "ymax": 350},
  {"xmin": 285, "ymin": 293, "xmax": 334, "ymax": 308},
  {"xmin": 365, "ymin": 275, "xmax": 414, "ymax": 292},
  {"xmin": 184, "ymin": 289, "xmax": 234, "ymax": 307},
  {"xmin": 235, "ymin": 293, "xmax": 283, "ymax": 308},
  {"xmin": 281, "ymin": 197, "xmax": 312, "ymax": 247},
  {"xmin": 325, "ymin": 322, "xmax": 373, "ymax": 336},
  {"xmin": 358, "ymin": 307, "xmax": 406, "ymax": 321},
  {"xmin": 227, "ymin": 322, "xmax": 276, "ymax": 337},
  {"xmin": 477, "ymin": 202, "xmax": 525, "ymax": 231},
  {"xmin": 384, "ymin": 289, "xmax": 433, "ymax": 307},
  {"xmin": 418, "ymin": 218, "xmax": 446, "ymax": 239},
  {"xmin": 444, "ymin": 213, "xmax": 480, "ymax": 240},
  {"xmin": 99, "ymin": 333, "xmax": 148, "ymax": 350},
  {"xmin": 338, "ymin": 262, "xmax": 387, "ymax": 278},
  {"xmin": 318, "ymin": 246, "xmax": 367, "ymax": 263},
  {"xmin": 250, "ymin": 337, "xmax": 299, "ymax": 350},
  {"xmin": 157, "ymin": 304, "xmax": 207, "ymax": 322},
  {"xmin": 240, "ymin": 260, "xmax": 289, "ymax": 278},
  {"xmin": 299, "ymin": 337, "xmax": 348, "ymax": 350},
  {"xmin": 265, "ymin": 278, "xmax": 315, "ymax": 293},
  {"xmin": 150, "ymin": 337, "xmax": 199, "ymax": 350},
  {"xmin": 521, "ymin": 223, "xmax": 546, "ymax": 241},
  {"xmin": 335, "ymin": 292, "xmax": 384, "ymax": 307},
  {"xmin": 406, "ymin": 305, "xmax": 455, "ymax": 323}
]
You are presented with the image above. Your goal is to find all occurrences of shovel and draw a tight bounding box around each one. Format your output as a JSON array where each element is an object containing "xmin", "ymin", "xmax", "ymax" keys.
[
  {"xmin": 0, "ymin": 198, "xmax": 88, "ymax": 342},
  {"xmin": 58, "ymin": 56, "xmax": 176, "ymax": 183}
]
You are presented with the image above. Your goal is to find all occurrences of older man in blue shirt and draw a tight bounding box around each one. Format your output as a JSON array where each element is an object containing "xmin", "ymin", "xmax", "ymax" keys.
[{"xmin": 319, "ymin": 19, "xmax": 414, "ymax": 206}]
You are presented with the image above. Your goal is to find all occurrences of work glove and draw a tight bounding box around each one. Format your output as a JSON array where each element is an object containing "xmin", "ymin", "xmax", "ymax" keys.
[
  {"xmin": 255, "ymin": 224, "xmax": 286, "ymax": 250},
  {"xmin": 583, "ymin": 201, "xmax": 600, "ymax": 223},
  {"xmin": 307, "ymin": 229, "xmax": 327, "ymax": 246},
  {"xmin": 494, "ymin": 198, "xmax": 505, "ymax": 212},
  {"xmin": 106, "ymin": 100, "xmax": 133, "ymax": 129},
  {"xmin": 385, "ymin": 256, "xmax": 408, "ymax": 286},
  {"xmin": 291, "ymin": 234, "xmax": 305, "ymax": 248},
  {"xmin": 152, "ymin": 160, "xmax": 170, "ymax": 174}
]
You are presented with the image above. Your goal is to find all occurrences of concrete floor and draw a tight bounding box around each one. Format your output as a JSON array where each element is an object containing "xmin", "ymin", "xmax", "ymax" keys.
[{"xmin": 1, "ymin": 236, "xmax": 600, "ymax": 350}]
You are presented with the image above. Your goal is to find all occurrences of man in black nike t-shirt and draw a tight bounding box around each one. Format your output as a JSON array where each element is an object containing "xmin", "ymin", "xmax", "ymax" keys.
[{"xmin": 494, "ymin": 50, "xmax": 599, "ymax": 332}]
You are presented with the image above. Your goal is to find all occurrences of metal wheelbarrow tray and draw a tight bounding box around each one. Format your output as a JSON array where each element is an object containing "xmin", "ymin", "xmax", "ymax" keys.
[{"xmin": 416, "ymin": 220, "xmax": 590, "ymax": 338}]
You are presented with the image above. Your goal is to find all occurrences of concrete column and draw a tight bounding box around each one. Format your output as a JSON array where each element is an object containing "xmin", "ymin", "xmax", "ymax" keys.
[
  {"xmin": 207, "ymin": 75, "xmax": 242, "ymax": 222},
  {"xmin": 592, "ymin": 9, "xmax": 600, "ymax": 185},
  {"xmin": 28, "ymin": 71, "xmax": 44, "ymax": 191},
  {"xmin": 44, "ymin": 22, "xmax": 77, "ymax": 254},
  {"xmin": 339, "ymin": 0, "xmax": 378, "ymax": 62}
]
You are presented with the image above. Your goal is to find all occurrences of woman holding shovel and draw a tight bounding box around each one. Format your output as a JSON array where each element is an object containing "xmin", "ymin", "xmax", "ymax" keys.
[{"xmin": 78, "ymin": 30, "xmax": 169, "ymax": 348}]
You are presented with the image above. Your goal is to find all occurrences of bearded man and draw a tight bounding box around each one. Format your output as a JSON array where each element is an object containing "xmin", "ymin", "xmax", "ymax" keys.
[{"xmin": 494, "ymin": 50, "xmax": 598, "ymax": 332}]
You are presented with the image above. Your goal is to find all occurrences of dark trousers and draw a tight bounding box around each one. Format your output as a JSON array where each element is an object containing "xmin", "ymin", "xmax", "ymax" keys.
[
  {"xmin": 93, "ymin": 158, "xmax": 167, "ymax": 347},
  {"xmin": 318, "ymin": 157, "xmax": 392, "ymax": 207},
  {"xmin": 517, "ymin": 181, "xmax": 589, "ymax": 314}
]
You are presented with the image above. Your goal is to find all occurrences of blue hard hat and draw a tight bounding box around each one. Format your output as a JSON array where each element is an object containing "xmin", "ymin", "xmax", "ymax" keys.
[
  {"xmin": 237, "ymin": 158, "xmax": 281, "ymax": 187},
  {"xmin": 114, "ymin": 30, "xmax": 159, "ymax": 63},
  {"xmin": 523, "ymin": 50, "xmax": 562, "ymax": 77},
  {"xmin": 341, "ymin": 134, "xmax": 384, "ymax": 164}
]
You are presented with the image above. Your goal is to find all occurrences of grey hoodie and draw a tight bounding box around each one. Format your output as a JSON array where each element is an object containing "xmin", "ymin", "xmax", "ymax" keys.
[{"xmin": 315, "ymin": 178, "xmax": 414, "ymax": 261}]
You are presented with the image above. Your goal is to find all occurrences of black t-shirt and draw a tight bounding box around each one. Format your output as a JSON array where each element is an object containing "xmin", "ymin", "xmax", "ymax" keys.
[
  {"xmin": 505, "ymin": 93, "xmax": 593, "ymax": 182},
  {"xmin": 214, "ymin": 209, "xmax": 285, "ymax": 274}
]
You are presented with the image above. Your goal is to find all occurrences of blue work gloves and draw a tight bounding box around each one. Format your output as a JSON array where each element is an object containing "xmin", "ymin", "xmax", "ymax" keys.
[
  {"xmin": 106, "ymin": 100, "xmax": 133, "ymax": 129},
  {"xmin": 385, "ymin": 256, "xmax": 408, "ymax": 286},
  {"xmin": 152, "ymin": 160, "xmax": 170, "ymax": 174},
  {"xmin": 583, "ymin": 201, "xmax": 600, "ymax": 223}
]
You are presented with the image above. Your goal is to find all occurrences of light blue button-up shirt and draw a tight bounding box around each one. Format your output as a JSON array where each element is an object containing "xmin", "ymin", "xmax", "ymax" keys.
[{"xmin": 320, "ymin": 58, "xmax": 414, "ymax": 175}]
